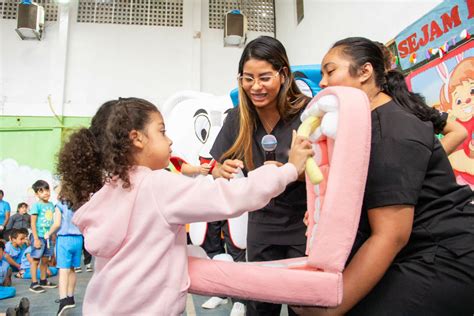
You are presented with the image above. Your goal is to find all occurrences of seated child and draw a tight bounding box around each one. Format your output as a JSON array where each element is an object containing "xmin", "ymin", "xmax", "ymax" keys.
[
  {"xmin": 4, "ymin": 203, "xmax": 30, "ymax": 240},
  {"xmin": 17, "ymin": 243, "xmax": 58, "ymax": 280},
  {"xmin": 0, "ymin": 241, "xmax": 14, "ymax": 298},
  {"xmin": 3, "ymin": 229, "xmax": 27, "ymax": 272}
]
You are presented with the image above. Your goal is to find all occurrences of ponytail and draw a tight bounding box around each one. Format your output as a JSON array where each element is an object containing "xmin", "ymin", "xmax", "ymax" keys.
[
  {"xmin": 57, "ymin": 128, "xmax": 104, "ymax": 210},
  {"xmin": 384, "ymin": 70, "xmax": 446, "ymax": 134}
]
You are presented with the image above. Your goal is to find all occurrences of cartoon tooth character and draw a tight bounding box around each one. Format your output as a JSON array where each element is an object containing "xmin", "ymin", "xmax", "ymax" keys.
[
  {"xmin": 162, "ymin": 91, "xmax": 249, "ymax": 251},
  {"xmin": 437, "ymin": 57, "xmax": 474, "ymax": 188}
]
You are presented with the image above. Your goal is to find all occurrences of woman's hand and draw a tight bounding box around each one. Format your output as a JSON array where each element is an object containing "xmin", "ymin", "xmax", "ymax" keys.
[
  {"xmin": 289, "ymin": 130, "xmax": 314, "ymax": 175},
  {"xmin": 34, "ymin": 238, "xmax": 42, "ymax": 249},
  {"xmin": 216, "ymin": 159, "xmax": 244, "ymax": 179}
]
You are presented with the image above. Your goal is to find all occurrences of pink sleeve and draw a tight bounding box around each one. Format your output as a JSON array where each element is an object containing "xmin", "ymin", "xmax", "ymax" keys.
[{"xmin": 152, "ymin": 163, "xmax": 298, "ymax": 225}]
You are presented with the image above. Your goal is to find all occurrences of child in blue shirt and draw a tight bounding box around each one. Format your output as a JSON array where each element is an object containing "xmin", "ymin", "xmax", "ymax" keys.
[
  {"xmin": 0, "ymin": 241, "xmax": 12, "ymax": 287},
  {"xmin": 3, "ymin": 229, "xmax": 28, "ymax": 271},
  {"xmin": 45, "ymin": 198, "xmax": 83, "ymax": 315},
  {"xmin": 29, "ymin": 180, "xmax": 57, "ymax": 293},
  {"xmin": 0, "ymin": 190, "xmax": 11, "ymax": 239}
]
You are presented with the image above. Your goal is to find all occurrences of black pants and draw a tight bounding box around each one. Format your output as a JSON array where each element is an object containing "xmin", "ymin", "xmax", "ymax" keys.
[
  {"xmin": 348, "ymin": 249, "xmax": 474, "ymax": 316},
  {"xmin": 83, "ymin": 245, "xmax": 92, "ymax": 265},
  {"xmin": 201, "ymin": 220, "xmax": 246, "ymax": 262},
  {"xmin": 246, "ymin": 241, "xmax": 306, "ymax": 316}
]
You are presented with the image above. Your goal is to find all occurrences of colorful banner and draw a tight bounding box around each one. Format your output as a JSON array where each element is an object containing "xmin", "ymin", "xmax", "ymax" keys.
[
  {"xmin": 406, "ymin": 41, "xmax": 474, "ymax": 188},
  {"xmin": 395, "ymin": 0, "xmax": 474, "ymax": 70}
]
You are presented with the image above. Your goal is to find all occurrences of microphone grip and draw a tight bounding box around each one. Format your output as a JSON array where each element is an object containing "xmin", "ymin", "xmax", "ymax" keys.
[{"xmin": 265, "ymin": 151, "xmax": 276, "ymax": 161}]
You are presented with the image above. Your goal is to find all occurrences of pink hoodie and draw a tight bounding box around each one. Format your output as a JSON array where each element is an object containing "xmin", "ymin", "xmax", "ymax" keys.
[{"xmin": 73, "ymin": 163, "xmax": 297, "ymax": 315}]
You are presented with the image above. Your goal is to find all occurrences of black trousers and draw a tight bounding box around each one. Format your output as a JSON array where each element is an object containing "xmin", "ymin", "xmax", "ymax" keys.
[
  {"xmin": 246, "ymin": 241, "xmax": 306, "ymax": 316},
  {"xmin": 348, "ymin": 249, "xmax": 474, "ymax": 316},
  {"xmin": 200, "ymin": 220, "xmax": 246, "ymax": 262}
]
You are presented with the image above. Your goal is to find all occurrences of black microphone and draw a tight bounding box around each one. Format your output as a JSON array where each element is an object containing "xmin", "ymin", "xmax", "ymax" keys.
[{"xmin": 261, "ymin": 134, "xmax": 277, "ymax": 161}]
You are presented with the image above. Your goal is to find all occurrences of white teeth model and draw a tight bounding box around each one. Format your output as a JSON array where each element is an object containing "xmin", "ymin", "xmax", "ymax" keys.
[
  {"xmin": 301, "ymin": 94, "xmax": 339, "ymax": 142},
  {"xmin": 299, "ymin": 94, "xmax": 340, "ymax": 248}
]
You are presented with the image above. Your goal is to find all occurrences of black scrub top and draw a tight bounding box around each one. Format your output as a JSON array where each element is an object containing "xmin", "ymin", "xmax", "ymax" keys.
[
  {"xmin": 350, "ymin": 100, "xmax": 474, "ymax": 263},
  {"xmin": 211, "ymin": 107, "xmax": 307, "ymax": 245}
]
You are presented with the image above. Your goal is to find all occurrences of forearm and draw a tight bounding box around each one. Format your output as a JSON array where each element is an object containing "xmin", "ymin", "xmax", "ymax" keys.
[
  {"xmin": 181, "ymin": 164, "xmax": 200, "ymax": 176},
  {"xmin": 212, "ymin": 163, "xmax": 223, "ymax": 179},
  {"xmin": 31, "ymin": 216, "xmax": 39, "ymax": 239},
  {"xmin": 47, "ymin": 223, "xmax": 60, "ymax": 236},
  {"xmin": 441, "ymin": 122, "xmax": 468, "ymax": 155},
  {"xmin": 336, "ymin": 235, "xmax": 404, "ymax": 314},
  {"xmin": 5, "ymin": 255, "xmax": 20, "ymax": 269}
]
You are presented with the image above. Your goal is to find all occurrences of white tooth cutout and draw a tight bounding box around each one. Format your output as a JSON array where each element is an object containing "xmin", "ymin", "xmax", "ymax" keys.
[
  {"xmin": 321, "ymin": 112, "xmax": 339, "ymax": 139},
  {"xmin": 317, "ymin": 94, "xmax": 339, "ymax": 113},
  {"xmin": 301, "ymin": 99, "xmax": 323, "ymax": 122}
]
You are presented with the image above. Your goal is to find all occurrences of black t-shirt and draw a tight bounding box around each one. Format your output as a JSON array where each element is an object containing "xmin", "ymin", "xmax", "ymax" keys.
[
  {"xmin": 350, "ymin": 101, "xmax": 474, "ymax": 262},
  {"xmin": 210, "ymin": 107, "xmax": 307, "ymax": 245}
]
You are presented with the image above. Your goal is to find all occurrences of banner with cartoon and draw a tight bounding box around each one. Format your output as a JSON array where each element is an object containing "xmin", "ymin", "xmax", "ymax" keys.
[
  {"xmin": 406, "ymin": 40, "xmax": 474, "ymax": 188},
  {"xmin": 393, "ymin": 0, "xmax": 473, "ymax": 72}
]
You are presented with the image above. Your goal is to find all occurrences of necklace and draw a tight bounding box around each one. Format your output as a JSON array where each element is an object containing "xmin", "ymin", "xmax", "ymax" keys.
[{"xmin": 259, "ymin": 114, "xmax": 279, "ymax": 134}]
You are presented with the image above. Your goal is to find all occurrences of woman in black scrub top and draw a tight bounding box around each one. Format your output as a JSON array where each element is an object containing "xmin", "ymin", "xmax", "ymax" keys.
[
  {"xmin": 292, "ymin": 37, "xmax": 474, "ymax": 316},
  {"xmin": 211, "ymin": 36, "xmax": 311, "ymax": 316}
]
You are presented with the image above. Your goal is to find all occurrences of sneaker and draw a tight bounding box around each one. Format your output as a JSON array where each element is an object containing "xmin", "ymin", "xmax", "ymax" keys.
[
  {"xmin": 201, "ymin": 296, "xmax": 228, "ymax": 309},
  {"xmin": 230, "ymin": 302, "xmax": 246, "ymax": 316},
  {"xmin": 18, "ymin": 297, "xmax": 30, "ymax": 316},
  {"xmin": 40, "ymin": 279, "xmax": 58, "ymax": 288},
  {"xmin": 74, "ymin": 267, "xmax": 82, "ymax": 273},
  {"xmin": 29, "ymin": 282, "xmax": 45, "ymax": 293},
  {"xmin": 5, "ymin": 307, "xmax": 16, "ymax": 316},
  {"xmin": 85, "ymin": 263, "xmax": 93, "ymax": 272},
  {"xmin": 57, "ymin": 297, "xmax": 74, "ymax": 316},
  {"xmin": 67, "ymin": 296, "xmax": 76, "ymax": 307}
]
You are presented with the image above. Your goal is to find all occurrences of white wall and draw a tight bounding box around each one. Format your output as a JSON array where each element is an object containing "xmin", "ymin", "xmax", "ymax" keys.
[
  {"xmin": 275, "ymin": 0, "xmax": 442, "ymax": 66},
  {"xmin": 0, "ymin": 0, "xmax": 443, "ymax": 117}
]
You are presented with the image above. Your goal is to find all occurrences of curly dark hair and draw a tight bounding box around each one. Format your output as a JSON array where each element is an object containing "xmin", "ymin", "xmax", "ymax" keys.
[{"xmin": 57, "ymin": 97, "xmax": 159, "ymax": 209}]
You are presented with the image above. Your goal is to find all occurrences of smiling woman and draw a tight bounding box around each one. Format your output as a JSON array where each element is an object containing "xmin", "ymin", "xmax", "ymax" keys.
[{"xmin": 210, "ymin": 35, "xmax": 312, "ymax": 316}]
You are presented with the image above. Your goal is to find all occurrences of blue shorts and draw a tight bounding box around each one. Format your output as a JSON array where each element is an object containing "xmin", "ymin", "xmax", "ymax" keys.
[
  {"xmin": 56, "ymin": 235, "xmax": 83, "ymax": 269},
  {"xmin": 23, "ymin": 267, "xmax": 58, "ymax": 279},
  {"xmin": 29, "ymin": 235, "xmax": 54, "ymax": 259}
]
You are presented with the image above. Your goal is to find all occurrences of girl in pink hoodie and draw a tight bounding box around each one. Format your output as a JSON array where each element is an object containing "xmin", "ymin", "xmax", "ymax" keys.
[{"xmin": 56, "ymin": 97, "xmax": 313, "ymax": 315}]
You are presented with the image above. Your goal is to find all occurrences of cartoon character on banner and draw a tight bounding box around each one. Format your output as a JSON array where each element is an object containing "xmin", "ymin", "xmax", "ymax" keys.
[
  {"xmin": 436, "ymin": 56, "xmax": 474, "ymax": 188},
  {"xmin": 162, "ymin": 91, "xmax": 249, "ymax": 253}
]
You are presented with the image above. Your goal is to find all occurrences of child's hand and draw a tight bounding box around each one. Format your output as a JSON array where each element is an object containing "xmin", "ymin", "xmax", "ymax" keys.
[
  {"xmin": 34, "ymin": 238, "xmax": 42, "ymax": 249},
  {"xmin": 218, "ymin": 159, "xmax": 244, "ymax": 179},
  {"xmin": 199, "ymin": 163, "xmax": 211, "ymax": 176},
  {"xmin": 288, "ymin": 130, "xmax": 314, "ymax": 175}
]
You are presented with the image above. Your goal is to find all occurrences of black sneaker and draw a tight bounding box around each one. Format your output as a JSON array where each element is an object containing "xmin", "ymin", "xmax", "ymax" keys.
[
  {"xmin": 40, "ymin": 279, "xmax": 58, "ymax": 288},
  {"xmin": 57, "ymin": 297, "xmax": 75, "ymax": 316},
  {"xmin": 67, "ymin": 296, "xmax": 76, "ymax": 307},
  {"xmin": 18, "ymin": 297, "xmax": 30, "ymax": 316},
  {"xmin": 85, "ymin": 264, "xmax": 93, "ymax": 272},
  {"xmin": 74, "ymin": 267, "xmax": 82, "ymax": 273},
  {"xmin": 29, "ymin": 282, "xmax": 45, "ymax": 293},
  {"xmin": 5, "ymin": 307, "xmax": 16, "ymax": 316}
]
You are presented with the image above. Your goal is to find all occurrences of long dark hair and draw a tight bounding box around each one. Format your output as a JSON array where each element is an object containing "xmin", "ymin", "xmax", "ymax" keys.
[
  {"xmin": 332, "ymin": 37, "xmax": 446, "ymax": 133},
  {"xmin": 57, "ymin": 98, "xmax": 159, "ymax": 209},
  {"xmin": 223, "ymin": 36, "xmax": 310, "ymax": 169}
]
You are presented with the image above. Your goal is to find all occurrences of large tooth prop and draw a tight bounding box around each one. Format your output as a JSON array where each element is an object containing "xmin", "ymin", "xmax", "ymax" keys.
[
  {"xmin": 297, "ymin": 94, "xmax": 340, "ymax": 185},
  {"xmin": 188, "ymin": 87, "xmax": 371, "ymax": 307}
]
